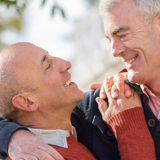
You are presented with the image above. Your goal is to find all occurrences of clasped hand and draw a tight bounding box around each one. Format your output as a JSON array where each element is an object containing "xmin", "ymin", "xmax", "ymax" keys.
[{"xmin": 91, "ymin": 73, "xmax": 142, "ymax": 123}]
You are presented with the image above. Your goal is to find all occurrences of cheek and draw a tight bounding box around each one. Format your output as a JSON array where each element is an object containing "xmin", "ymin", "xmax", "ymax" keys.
[
  {"xmin": 45, "ymin": 73, "xmax": 62, "ymax": 85},
  {"xmin": 123, "ymin": 34, "xmax": 143, "ymax": 48},
  {"xmin": 123, "ymin": 40, "xmax": 139, "ymax": 51},
  {"xmin": 124, "ymin": 26, "xmax": 151, "ymax": 48},
  {"xmin": 123, "ymin": 40, "xmax": 133, "ymax": 48},
  {"xmin": 41, "ymin": 78, "xmax": 64, "ymax": 96}
]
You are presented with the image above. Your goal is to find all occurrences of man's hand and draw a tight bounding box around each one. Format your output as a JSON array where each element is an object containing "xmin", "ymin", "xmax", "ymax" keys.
[
  {"xmin": 8, "ymin": 130, "xmax": 64, "ymax": 160},
  {"xmin": 96, "ymin": 74, "xmax": 141, "ymax": 123},
  {"xmin": 89, "ymin": 83, "xmax": 102, "ymax": 90},
  {"xmin": 90, "ymin": 73, "xmax": 132, "ymax": 99}
]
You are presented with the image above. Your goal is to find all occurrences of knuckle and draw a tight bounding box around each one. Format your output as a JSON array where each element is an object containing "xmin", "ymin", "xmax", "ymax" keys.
[
  {"xmin": 117, "ymin": 73, "xmax": 125, "ymax": 78},
  {"xmin": 112, "ymin": 84, "xmax": 118, "ymax": 91},
  {"xmin": 13, "ymin": 154, "xmax": 37, "ymax": 160},
  {"xmin": 102, "ymin": 115, "xmax": 106, "ymax": 121},
  {"xmin": 114, "ymin": 74, "xmax": 125, "ymax": 82},
  {"xmin": 104, "ymin": 77, "xmax": 112, "ymax": 85}
]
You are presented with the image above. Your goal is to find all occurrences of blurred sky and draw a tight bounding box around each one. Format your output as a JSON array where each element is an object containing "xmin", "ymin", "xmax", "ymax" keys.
[{"xmin": 2, "ymin": 0, "xmax": 87, "ymax": 59}]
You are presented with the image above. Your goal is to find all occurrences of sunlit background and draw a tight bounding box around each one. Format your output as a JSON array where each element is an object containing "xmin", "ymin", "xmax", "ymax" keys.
[{"xmin": 0, "ymin": 0, "xmax": 124, "ymax": 91}]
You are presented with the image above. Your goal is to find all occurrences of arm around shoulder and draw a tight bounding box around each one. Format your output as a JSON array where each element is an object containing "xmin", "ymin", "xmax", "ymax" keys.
[{"xmin": 0, "ymin": 118, "xmax": 28, "ymax": 158}]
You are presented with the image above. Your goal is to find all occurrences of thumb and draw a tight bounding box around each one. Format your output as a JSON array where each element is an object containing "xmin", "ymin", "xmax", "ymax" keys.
[
  {"xmin": 89, "ymin": 83, "xmax": 102, "ymax": 90},
  {"xmin": 96, "ymin": 97, "xmax": 108, "ymax": 115}
]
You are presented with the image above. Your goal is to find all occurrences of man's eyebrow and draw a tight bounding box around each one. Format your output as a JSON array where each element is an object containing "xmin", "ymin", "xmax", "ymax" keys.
[
  {"xmin": 112, "ymin": 27, "xmax": 129, "ymax": 35},
  {"xmin": 41, "ymin": 55, "xmax": 47, "ymax": 67},
  {"xmin": 105, "ymin": 27, "xmax": 129, "ymax": 41}
]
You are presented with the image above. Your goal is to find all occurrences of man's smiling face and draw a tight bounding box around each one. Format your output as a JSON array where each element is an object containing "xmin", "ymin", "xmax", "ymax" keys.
[
  {"xmin": 4, "ymin": 42, "xmax": 84, "ymax": 114},
  {"xmin": 103, "ymin": 0, "xmax": 160, "ymax": 85}
]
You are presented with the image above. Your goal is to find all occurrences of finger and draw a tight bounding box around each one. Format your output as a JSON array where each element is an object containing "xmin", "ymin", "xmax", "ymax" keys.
[
  {"xmin": 124, "ymin": 83, "xmax": 132, "ymax": 98},
  {"xmin": 133, "ymin": 91, "xmax": 141, "ymax": 104},
  {"xmin": 29, "ymin": 138, "xmax": 64, "ymax": 160},
  {"xmin": 89, "ymin": 83, "xmax": 102, "ymax": 90},
  {"xmin": 96, "ymin": 97, "xmax": 108, "ymax": 114},
  {"xmin": 13, "ymin": 154, "xmax": 38, "ymax": 160},
  {"xmin": 45, "ymin": 148, "xmax": 64, "ymax": 160},
  {"xmin": 114, "ymin": 73, "xmax": 125, "ymax": 97},
  {"xmin": 100, "ymin": 85, "xmax": 107, "ymax": 99},
  {"xmin": 103, "ymin": 76, "xmax": 114, "ymax": 101},
  {"xmin": 111, "ymin": 84, "xmax": 119, "ymax": 99},
  {"xmin": 31, "ymin": 146, "xmax": 63, "ymax": 160},
  {"xmin": 121, "ymin": 72, "xmax": 128, "ymax": 79},
  {"xmin": 24, "ymin": 156, "xmax": 38, "ymax": 160}
]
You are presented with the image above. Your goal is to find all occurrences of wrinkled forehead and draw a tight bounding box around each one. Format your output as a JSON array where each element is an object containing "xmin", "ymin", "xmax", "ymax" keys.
[
  {"xmin": 0, "ymin": 44, "xmax": 49, "ymax": 77},
  {"xmin": 102, "ymin": 0, "xmax": 141, "ymax": 36}
]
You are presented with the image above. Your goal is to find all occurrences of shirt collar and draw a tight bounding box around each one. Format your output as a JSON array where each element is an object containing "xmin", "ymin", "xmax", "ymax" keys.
[
  {"xmin": 141, "ymin": 84, "xmax": 158, "ymax": 98},
  {"xmin": 28, "ymin": 127, "xmax": 77, "ymax": 148}
]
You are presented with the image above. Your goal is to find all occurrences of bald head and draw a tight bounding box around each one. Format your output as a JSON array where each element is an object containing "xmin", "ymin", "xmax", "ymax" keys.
[
  {"xmin": 0, "ymin": 42, "xmax": 38, "ymax": 60},
  {"xmin": 0, "ymin": 42, "xmax": 45, "ymax": 71},
  {"xmin": 0, "ymin": 42, "xmax": 47, "ymax": 120},
  {"xmin": 0, "ymin": 42, "xmax": 48, "ymax": 87}
]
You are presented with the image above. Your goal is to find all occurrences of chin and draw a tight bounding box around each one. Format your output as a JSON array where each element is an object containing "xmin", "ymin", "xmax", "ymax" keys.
[
  {"xmin": 71, "ymin": 96, "xmax": 84, "ymax": 109},
  {"xmin": 73, "ymin": 90, "xmax": 84, "ymax": 103},
  {"xmin": 77, "ymin": 91, "xmax": 84, "ymax": 101},
  {"xmin": 128, "ymin": 71, "xmax": 143, "ymax": 84}
]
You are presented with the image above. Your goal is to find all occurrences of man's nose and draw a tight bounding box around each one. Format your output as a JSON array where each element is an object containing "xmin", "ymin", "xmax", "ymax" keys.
[
  {"xmin": 111, "ymin": 39, "xmax": 126, "ymax": 57},
  {"xmin": 59, "ymin": 59, "xmax": 72, "ymax": 73}
]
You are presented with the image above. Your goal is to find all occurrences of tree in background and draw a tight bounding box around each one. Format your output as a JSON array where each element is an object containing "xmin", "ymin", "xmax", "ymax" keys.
[
  {"xmin": 0, "ymin": 0, "xmax": 24, "ymax": 49},
  {"xmin": 0, "ymin": 0, "xmax": 66, "ymax": 18},
  {"xmin": 0, "ymin": 0, "xmax": 67, "ymax": 50}
]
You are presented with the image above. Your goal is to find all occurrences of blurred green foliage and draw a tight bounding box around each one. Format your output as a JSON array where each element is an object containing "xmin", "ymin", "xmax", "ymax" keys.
[
  {"xmin": 0, "ymin": 0, "xmax": 94, "ymax": 49},
  {"xmin": 0, "ymin": 0, "xmax": 24, "ymax": 49},
  {"xmin": 0, "ymin": 15, "xmax": 23, "ymax": 49},
  {"xmin": 0, "ymin": 0, "xmax": 26, "ymax": 14},
  {"xmin": 41, "ymin": 0, "xmax": 66, "ymax": 18},
  {"xmin": 0, "ymin": 0, "xmax": 66, "ymax": 18},
  {"xmin": 0, "ymin": 0, "xmax": 66, "ymax": 49}
]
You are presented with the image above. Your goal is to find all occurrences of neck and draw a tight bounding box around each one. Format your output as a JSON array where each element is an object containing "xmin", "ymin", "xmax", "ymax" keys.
[
  {"xmin": 17, "ymin": 105, "xmax": 74, "ymax": 132},
  {"xmin": 144, "ymin": 79, "xmax": 160, "ymax": 97}
]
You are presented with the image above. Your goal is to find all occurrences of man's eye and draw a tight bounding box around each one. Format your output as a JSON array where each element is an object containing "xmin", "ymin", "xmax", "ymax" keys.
[
  {"xmin": 46, "ymin": 63, "xmax": 51, "ymax": 70},
  {"xmin": 118, "ymin": 35, "xmax": 126, "ymax": 39}
]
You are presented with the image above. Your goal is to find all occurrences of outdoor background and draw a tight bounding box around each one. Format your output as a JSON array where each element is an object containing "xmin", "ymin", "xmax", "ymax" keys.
[{"xmin": 0, "ymin": 0, "xmax": 124, "ymax": 92}]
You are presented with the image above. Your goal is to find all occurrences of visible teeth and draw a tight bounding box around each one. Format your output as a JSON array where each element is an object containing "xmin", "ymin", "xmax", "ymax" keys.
[
  {"xmin": 64, "ymin": 79, "xmax": 72, "ymax": 87},
  {"xmin": 126, "ymin": 57, "xmax": 136, "ymax": 64}
]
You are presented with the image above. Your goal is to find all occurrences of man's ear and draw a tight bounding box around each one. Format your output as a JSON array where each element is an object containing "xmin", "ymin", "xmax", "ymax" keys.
[{"xmin": 12, "ymin": 92, "xmax": 39, "ymax": 111}]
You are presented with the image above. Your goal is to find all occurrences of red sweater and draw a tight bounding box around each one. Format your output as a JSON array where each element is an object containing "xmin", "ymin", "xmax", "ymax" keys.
[
  {"xmin": 49, "ymin": 135, "xmax": 96, "ymax": 160},
  {"xmin": 108, "ymin": 107, "xmax": 156, "ymax": 160}
]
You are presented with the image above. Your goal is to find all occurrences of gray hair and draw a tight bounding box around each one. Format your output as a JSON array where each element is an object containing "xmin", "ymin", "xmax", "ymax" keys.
[
  {"xmin": 99, "ymin": 0, "xmax": 160, "ymax": 20},
  {"xmin": 0, "ymin": 67, "xmax": 20, "ymax": 121}
]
